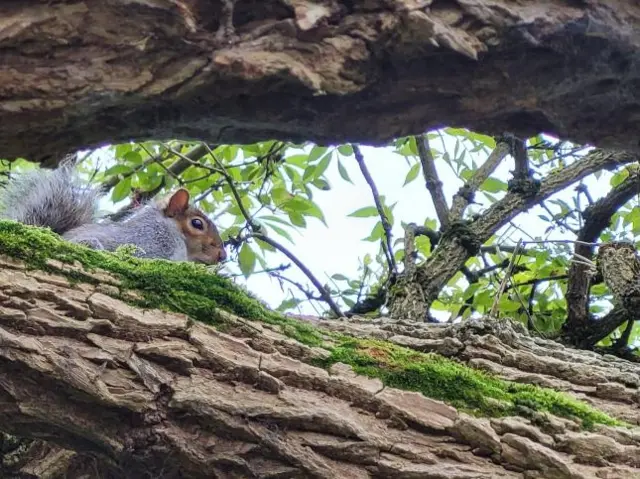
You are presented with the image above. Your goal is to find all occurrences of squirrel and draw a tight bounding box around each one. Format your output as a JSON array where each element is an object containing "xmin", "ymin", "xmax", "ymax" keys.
[{"xmin": 0, "ymin": 163, "xmax": 227, "ymax": 264}]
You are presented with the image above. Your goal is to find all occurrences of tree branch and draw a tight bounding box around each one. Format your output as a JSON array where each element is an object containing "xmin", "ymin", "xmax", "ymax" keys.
[
  {"xmin": 394, "ymin": 149, "xmax": 639, "ymax": 320},
  {"xmin": 415, "ymin": 135, "xmax": 449, "ymax": 229},
  {"xmin": 352, "ymin": 145, "xmax": 397, "ymax": 275},
  {"xmin": 564, "ymin": 167, "xmax": 640, "ymax": 335},
  {"xmin": 250, "ymin": 233, "xmax": 343, "ymax": 318},
  {"xmin": 449, "ymin": 140, "xmax": 510, "ymax": 220}
]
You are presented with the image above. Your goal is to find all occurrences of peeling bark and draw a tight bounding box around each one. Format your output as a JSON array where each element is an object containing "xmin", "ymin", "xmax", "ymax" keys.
[
  {"xmin": 0, "ymin": 1, "xmax": 640, "ymax": 163},
  {"xmin": 1, "ymin": 256, "xmax": 640, "ymax": 477}
]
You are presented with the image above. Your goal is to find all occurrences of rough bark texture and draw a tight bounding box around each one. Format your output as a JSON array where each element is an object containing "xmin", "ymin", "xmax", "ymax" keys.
[
  {"xmin": 1, "ymin": 1, "xmax": 640, "ymax": 164},
  {"xmin": 388, "ymin": 149, "xmax": 639, "ymax": 320},
  {"xmin": 563, "ymin": 170, "xmax": 640, "ymax": 345},
  {"xmin": 1, "ymin": 256, "xmax": 640, "ymax": 478}
]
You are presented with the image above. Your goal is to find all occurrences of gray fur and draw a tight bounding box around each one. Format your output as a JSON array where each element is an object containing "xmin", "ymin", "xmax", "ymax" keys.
[
  {"xmin": 0, "ymin": 165, "xmax": 188, "ymax": 261},
  {"xmin": 64, "ymin": 205, "xmax": 188, "ymax": 261},
  {"xmin": 0, "ymin": 165, "xmax": 99, "ymax": 235}
]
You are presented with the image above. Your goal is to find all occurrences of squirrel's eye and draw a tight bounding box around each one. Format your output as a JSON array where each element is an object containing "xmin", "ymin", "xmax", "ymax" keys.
[{"xmin": 191, "ymin": 218, "xmax": 204, "ymax": 230}]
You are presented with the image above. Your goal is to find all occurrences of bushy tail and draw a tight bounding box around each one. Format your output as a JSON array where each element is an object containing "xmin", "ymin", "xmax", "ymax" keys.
[{"xmin": 0, "ymin": 163, "xmax": 100, "ymax": 235}]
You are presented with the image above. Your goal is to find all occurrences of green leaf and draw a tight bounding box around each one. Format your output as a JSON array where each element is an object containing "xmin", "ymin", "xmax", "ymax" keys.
[
  {"xmin": 288, "ymin": 211, "xmax": 307, "ymax": 227},
  {"xmin": 260, "ymin": 215, "xmax": 291, "ymax": 226},
  {"xmin": 314, "ymin": 154, "xmax": 332, "ymax": 179},
  {"xmin": 364, "ymin": 221, "xmax": 384, "ymax": 242},
  {"xmin": 266, "ymin": 223, "xmax": 294, "ymax": 243},
  {"xmin": 271, "ymin": 187, "xmax": 291, "ymax": 204},
  {"xmin": 415, "ymin": 236, "xmax": 431, "ymax": 256},
  {"xmin": 302, "ymin": 165, "xmax": 317, "ymax": 181},
  {"xmin": 123, "ymin": 150, "xmax": 142, "ymax": 164},
  {"xmin": 285, "ymin": 166, "xmax": 300, "ymax": 183},
  {"xmin": 111, "ymin": 176, "xmax": 132, "ymax": 203},
  {"xmin": 338, "ymin": 144, "xmax": 354, "ymax": 156},
  {"xmin": 342, "ymin": 296, "xmax": 356, "ymax": 308},
  {"xmin": 481, "ymin": 177, "xmax": 508, "ymax": 193},
  {"xmin": 307, "ymin": 145, "xmax": 328, "ymax": 163},
  {"xmin": 331, "ymin": 274, "xmax": 349, "ymax": 281},
  {"xmin": 256, "ymin": 238, "xmax": 276, "ymax": 253},
  {"xmin": 312, "ymin": 178, "xmax": 331, "ymax": 190},
  {"xmin": 276, "ymin": 298, "xmax": 303, "ymax": 312},
  {"xmin": 348, "ymin": 206, "xmax": 379, "ymax": 218},
  {"xmin": 403, "ymin": 163, "xmax": 421, "ymax": 186},
  {"xmin": 285, "ymin": 154, "xmax": 308, "ymax": 168},
  {"xmin": 238, "ymin": 243, "xmax": 257, "ymax": 278},
  {"xmin": 104, "ymin": 164, "xmax": 133, "ymax": 176},
  {"xmin": 337, "ymin": 159, "xmax": 353, "ymax": 184},
  {"xmin": 610, "ymin": 168, "xmax": 630, "ymax": 187}
]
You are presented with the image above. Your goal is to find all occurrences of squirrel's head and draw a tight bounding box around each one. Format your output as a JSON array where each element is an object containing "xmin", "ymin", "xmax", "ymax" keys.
[{"xmin": 163, "ymin": 189, "xmax": 227, "ymax": 265}]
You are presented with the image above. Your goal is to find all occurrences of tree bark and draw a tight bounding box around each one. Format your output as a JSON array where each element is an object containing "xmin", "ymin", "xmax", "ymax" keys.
[
  {"xmin": 2, "ymin": 255, "xmax": 640, "ymax": 477},
  {"xmin": 388, "ymin": 149, "xmax": 639, "ymax": 320},
  {"xmin": 563, "ymin": 169, "xmax": 640, "ymax": 346},
  {"xmin": 1, "ymin": 1, "xmax": 640, "ymax": 164}
]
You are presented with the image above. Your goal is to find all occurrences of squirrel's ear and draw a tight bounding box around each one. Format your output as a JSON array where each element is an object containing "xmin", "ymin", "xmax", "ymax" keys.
[{"xmin": 165, "ymin": 189, "xmax": 190, "ymax": 216}]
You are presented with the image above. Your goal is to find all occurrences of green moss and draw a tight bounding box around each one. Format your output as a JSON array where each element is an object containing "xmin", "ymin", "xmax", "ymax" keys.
[
  {"xmin": 315, "ymin": 338, "xmax": 622, "ymax": 429},
  {"xmin": 0, "ymin": 221, "xmax": 323, "ymax": 347},
  {"xmin": 0, "ymin": 220, "xmax": 624, "ymax": 429}
]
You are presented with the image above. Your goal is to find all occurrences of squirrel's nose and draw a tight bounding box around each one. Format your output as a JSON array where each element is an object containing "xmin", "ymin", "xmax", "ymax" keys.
[{"xmin": 218, "ymin": 248, "xmax": 227, "ymax": 262}]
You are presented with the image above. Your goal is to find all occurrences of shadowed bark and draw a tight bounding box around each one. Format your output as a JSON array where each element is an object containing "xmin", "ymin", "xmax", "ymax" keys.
[{"xmin": 1, "ymin": 1, "xmax": 640, "ymax": 164}]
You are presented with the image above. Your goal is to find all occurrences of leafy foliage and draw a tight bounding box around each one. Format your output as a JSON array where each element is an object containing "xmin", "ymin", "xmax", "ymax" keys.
[{"xmin": 2, "ymin": 127, "xmax": 639, "ymax": 348}]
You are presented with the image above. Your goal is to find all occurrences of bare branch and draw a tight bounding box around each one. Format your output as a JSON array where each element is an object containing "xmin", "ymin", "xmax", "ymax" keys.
[
  {"xmin": 449, "ymin": 140, "xmax": 510, "ymax": 220},
  {"xmin": 250, "ymin": 233, "xmax": 343, "ymax": 318},
  {"xmin": 352, "ymin": 145, "xmax": 397, "ymax": 275},
  {"xmin": 475, "ymin": 150, "xmax": 640, "ymax": 239},
  {"xmin": 415, "ymin": 135, "xmax": 449, "ymax": 228}
]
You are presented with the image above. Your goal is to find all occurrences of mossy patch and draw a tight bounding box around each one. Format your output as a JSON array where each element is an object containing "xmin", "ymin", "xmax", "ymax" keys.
[
  {"xmin": 0, "ymin": 220, "xmax": 624, "ymax": 429},
  {"xmin": 316, "ymin": 338, "xmax": 621, "ymax": 429},
  {"xmin": 0, "ymin": 220, "xmax": 323, "ymax": 346}
]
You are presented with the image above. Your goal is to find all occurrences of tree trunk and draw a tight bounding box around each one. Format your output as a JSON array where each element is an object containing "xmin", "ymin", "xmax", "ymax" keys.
[
  {"xmin": 1, "ymin": 228, "xmax": 640, "ymax": 478},
  {"xmin": 1, "ymin": 1, "xmax": 640, "ymax": 163}
]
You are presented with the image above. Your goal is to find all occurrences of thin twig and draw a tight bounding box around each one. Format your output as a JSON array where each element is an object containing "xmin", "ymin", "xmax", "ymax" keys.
[
  {"xmin": 489, "ymin": 240, "xmax": 523, "ymax": 318},
  {"xmin": 505, "ymin": 274, "xmax": 568, "ymax": 291},
  {"xmin": 269, "ymin": 270, "xmax": 322, "ymax": 301},
  {"xmin": 449, "ymin": 140, "xmax": 511, "ymax": 220},
  {"xmin": 507, "ymin": 276, "xmax": 537, "ymax": 330},
  {"xmin": 521, "ymin": 239, "xmax": 599, "ymax": 246},
  {"xmin": 251, "ymin": 233, "xmax": 343, "ymax": 318},
  {"xmin": 203, "ymin": 141, "xmax": 343, "ymax": 317},
  {"xmin": 415, "ymin": 135, "xmax": 449, "ymax": 228},
  {"xmin": 352, "ymin": 145, "xmax": 397, "ymax": 275},
  {"xmin": 202, "ymin": 143, "xmax": 260, "ymax": 231}
]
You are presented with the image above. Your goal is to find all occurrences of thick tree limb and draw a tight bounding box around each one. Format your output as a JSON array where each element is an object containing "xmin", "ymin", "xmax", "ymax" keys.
[
  {"xmin": 2, "ymin": 2, "xmax": 640, "ymax": 162},
  {"xmin": 391, "ymin": 149, "xmax": 640, "ymax": 319},
  {"xmin": 0, "ymin": 249, "xmax": 640, "ymax": 477},
  {"xmin": 564, "ymin": 168, "xmax": 640, "ymax": 342}
]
